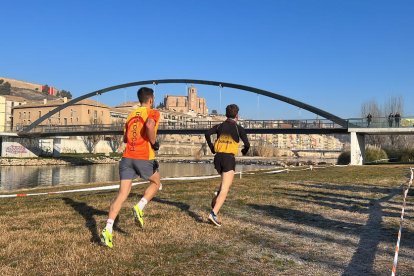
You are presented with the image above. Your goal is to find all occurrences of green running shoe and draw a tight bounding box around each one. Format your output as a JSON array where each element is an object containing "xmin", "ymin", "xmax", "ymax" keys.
[
  {"xmin": 101, "ymin": 228, "xmax": 113, "ymax": 248},
  {"xmin": 132, "ymin": 204, "xmax": 144, "ymax": 228}
]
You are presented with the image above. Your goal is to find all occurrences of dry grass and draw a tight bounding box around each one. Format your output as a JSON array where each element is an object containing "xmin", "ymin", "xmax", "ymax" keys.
[{"xmin": 1, "ymin": 165, "xmax": 413, "ymax": 275}]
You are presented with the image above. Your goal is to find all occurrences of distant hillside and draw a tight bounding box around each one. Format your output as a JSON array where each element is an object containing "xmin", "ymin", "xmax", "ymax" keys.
[{"xmin": 11, "ymin": 87, "xmax": 59, "ymax": 101}]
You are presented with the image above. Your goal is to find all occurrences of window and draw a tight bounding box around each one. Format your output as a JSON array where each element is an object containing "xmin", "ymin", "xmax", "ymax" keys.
[
  {"xmin": 28, "ymin": 112, "xmax": 30, "ymax": 118},
  {"xmin": 38, "ymin": 111, "xmax": 41, "ymax": 118},
  {"xmin": 70, "ymin": 109, "xmax": 74, "ymax": 117},
  {"xmin": 19, "ymin": 112, "xmax": 22, "ymax": 119},
  {"xmin": 88, "ymin": 110, "xmax": 90, "ymax": 114},
  {"xmin": 23, "ymin": 112, "xmax": 26, "ymax": 118}
]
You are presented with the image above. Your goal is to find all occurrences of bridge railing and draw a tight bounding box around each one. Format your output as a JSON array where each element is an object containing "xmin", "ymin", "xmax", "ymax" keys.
[
  {"xmin": 15, "ymin": 119, "xmax": 346, "ymax": 135},
  {"xmin": 15, "ymin": 124, "xmax": 124, "ymax": 134},
  {"xmin": 238, "ymin": 119, "xmax": 342, "ymax": 129},
  {"xmin": 348, "ymin": 117, "xmax": 414, "ymax": 128}
]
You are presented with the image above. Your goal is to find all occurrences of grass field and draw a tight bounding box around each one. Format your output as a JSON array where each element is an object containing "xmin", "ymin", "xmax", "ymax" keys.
[{"xmin": 1, "ymin": 165, "xmax": 413, "ymax": 275}]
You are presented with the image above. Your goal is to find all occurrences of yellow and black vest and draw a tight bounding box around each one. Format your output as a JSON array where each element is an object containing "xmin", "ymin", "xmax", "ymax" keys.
[{"xmin": 214, "ymin": 123, "xmax": 240, "ymax": 155}]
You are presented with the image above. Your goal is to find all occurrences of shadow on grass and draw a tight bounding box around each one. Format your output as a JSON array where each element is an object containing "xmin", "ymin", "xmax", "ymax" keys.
[
  {"xmin": 291, "ymin": 181, "xmax": 394, "ymax": 194},
  {"xmin": 248, "ymin": 183, "xmax": 414, "ymax": 275},
  {"xmin": 274, "ymin": 190, "xmax": 413, "ymax": 220},
  {"xmin": 151, "ymin": 197, "xmax": 205, "ymax": 223},
  {"xmin": 62, "ymin": 197, "xmax": 127, "ymax": 243}
]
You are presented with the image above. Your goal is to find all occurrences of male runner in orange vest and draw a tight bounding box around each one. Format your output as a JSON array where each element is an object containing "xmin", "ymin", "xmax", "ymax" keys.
[{"xmin": 101, "ymin": 87, "xmax": 161, "ymax": 248}]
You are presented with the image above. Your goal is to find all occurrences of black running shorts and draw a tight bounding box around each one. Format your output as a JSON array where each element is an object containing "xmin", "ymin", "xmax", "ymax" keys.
[{"xmin": 214, "ymin": 153, "xmax": 236, "ymax": 174}]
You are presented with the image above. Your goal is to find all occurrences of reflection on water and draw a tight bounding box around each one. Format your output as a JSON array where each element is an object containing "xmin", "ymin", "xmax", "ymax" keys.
[{"xmin": 0, "ymin": 162, "xmax": 274, "ymax": 191}]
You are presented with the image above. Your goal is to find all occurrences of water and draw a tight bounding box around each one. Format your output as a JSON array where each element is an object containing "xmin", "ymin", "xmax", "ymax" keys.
[{"xmin": 0, "ymin": 162, "xmax": 274, "ymax": 192}]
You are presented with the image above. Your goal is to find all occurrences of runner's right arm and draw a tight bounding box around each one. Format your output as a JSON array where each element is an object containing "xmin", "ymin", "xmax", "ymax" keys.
[
  {"xmin": 205, "ymin": 124, "xmax": 219, "ymax": 154},
  {"xmin": 123, "ymin": 121, "xmax": 128, "ymax": 143}
]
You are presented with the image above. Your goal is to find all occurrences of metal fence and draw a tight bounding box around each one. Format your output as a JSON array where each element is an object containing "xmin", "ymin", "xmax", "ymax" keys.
[
  {"xmin": 348, "ymin": 117, "xmax": 414, "ymax": 128},
  {"xmin": 15, "ymin": 119, "xmax": 345, "ymax": 135}
]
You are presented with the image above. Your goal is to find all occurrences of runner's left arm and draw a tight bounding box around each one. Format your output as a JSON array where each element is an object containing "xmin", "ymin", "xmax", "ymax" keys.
[{"xmin": 239, "ymin": 126, "xmax": 250, "ymax": 155}]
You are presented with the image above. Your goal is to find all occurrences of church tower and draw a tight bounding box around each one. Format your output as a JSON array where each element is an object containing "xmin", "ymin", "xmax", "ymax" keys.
[{"xmin": 188, "ymin": 86, "xmax": 197, "ymax": 112}]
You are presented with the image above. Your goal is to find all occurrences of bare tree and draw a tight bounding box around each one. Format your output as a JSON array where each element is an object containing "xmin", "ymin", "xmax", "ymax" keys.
[
  {"xmin": 361, "ymin": 99, "xmax": 381, "ymax": 118},
  {"xmin": 384, "ymin": 95, "xmax": 404, "ymax": 116},
  {"xmin": 361, "ymin": 96, "xmax": 414, "ymax": 150},
  {"xmin": 105, "ymin": 119, "xmax": 125, "ymax": 153},
  {"xmin": 81, "ymin": 117, "xmax": 104, "ymax": 153},
  {"xmin": 106, "ymin": 135, "xmax": 123, "ymax": 153}
]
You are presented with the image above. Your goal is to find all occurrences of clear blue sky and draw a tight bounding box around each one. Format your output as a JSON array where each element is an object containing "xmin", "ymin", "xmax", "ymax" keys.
[{"xmin": 1, "ymin": 0, "xmax": 413, "ymax": 120}]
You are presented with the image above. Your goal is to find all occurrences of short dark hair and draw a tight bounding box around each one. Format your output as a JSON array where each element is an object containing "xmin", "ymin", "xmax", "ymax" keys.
[
  {"xmin": 137, "ymin": 87, "xmax": 154, "ymax": 104},
  {"xmin": 225, "ymin": 104, "xmax": 239, "ymax": 119}
]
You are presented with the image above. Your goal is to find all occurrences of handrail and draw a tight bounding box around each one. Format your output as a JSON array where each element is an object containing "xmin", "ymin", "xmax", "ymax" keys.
[
  {"xmin": 348, "ymin": 116, "xmax": 414, "ymax": 128},
  {"xmin": 15, "ymin": 119, "xmax": 346, "ymax": 135}
]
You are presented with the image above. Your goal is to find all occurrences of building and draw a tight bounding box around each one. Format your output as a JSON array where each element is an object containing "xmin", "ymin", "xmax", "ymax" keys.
[
  {"xmin": 164, "ymin": 86, "xmax": 208, "ymax": 115},
  {"xmin": 113, "ymin": 101, "xmax": 203, "ymax": 128},
  {"xmin": 12, "ymin": 98, "xmax": 112, "ymax": 128},
  {"xmin": 263, "ymin": 133, "xmax": 343, "ymax": 150},
  {"xmin": 0, "ymin": 95, "xmax": 27, "ymax": 132},
  {"xmin": 42, "ymin": 86, "xmax": 59, "ymax": 96}
]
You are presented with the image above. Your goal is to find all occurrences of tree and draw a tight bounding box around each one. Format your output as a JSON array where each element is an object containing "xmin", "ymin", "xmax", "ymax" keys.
[
  {"xmin": 60, "ymin": 90, "xmax": 73, "ymax": 99},
  {"xmin": 384, "ymin": 95, "xmax": 404, "ymax": 116},
  {"xmin": 361, "ymin": 96, "xmax": 414, "ymax": 150},
  {"xmin": 211, "ymin": 110, "xmax": 218, "ymax": 115},
  {"xmin": 361, "ymin": 99, "xmax": 386, "ymax": 146},
  {"xmin": 361, "ymin": 100, "xmax": 381, "ymax": 118},
  {"xmin": 81, "ymin": 117, "xmax": 104, "ymax": 153},
  {"xmin": 0, "ymin": 81, "xmax": 11, "ymax": 95},
  {"xmin": 106, "ymin": 135, "xmax": 123, "ymax": 153},
  {"xmin": 106, "ymin": 120, "xmax": 124, "ymax": 153},
  {"xmin": 156, "ymin": 101, "xmax": 165, "ymax": 109}
]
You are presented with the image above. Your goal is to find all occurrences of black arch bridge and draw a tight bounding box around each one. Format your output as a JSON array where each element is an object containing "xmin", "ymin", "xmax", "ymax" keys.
[{"xmin": 19, "ymin": 79, "xmax": 348, "ymax": 135}]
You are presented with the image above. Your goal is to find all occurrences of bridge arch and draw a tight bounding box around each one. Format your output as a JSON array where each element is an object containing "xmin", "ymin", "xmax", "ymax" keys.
[{"xmin": 20, "ymin": 79, "xmax": 348, "ymax": 134}]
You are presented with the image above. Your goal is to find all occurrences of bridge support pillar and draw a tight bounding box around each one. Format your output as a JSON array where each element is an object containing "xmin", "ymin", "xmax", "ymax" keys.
[
  {"xmin": 350, "ymin": 132, "xmax": 365, "ymax": 165},
  {"xmin": 53, "ymin": 138, "xmax": 61, "ymax": 157}
]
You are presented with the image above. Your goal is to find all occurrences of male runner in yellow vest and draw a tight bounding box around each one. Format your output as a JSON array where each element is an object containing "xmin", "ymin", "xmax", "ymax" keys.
[
  {"xmin": 101, "ymin": 87, "xmax": 161, "ymax": 248},
  {"xmin": 205, "ymin": 104, "xmax": 250, "ymax": 226}
]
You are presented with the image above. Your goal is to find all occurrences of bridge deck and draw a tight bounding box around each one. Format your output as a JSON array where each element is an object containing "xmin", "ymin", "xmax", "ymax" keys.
[
  {"xmin": 13, "ymin": 118, "xmax": 414, "ymax": 138},
  {"xmin": 348, "ymin": 127, "xmax": 414, "ymax": 135},
  {"xmin": 15, "ymin": 119, "xmax": 347, "ymax": 137}
]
